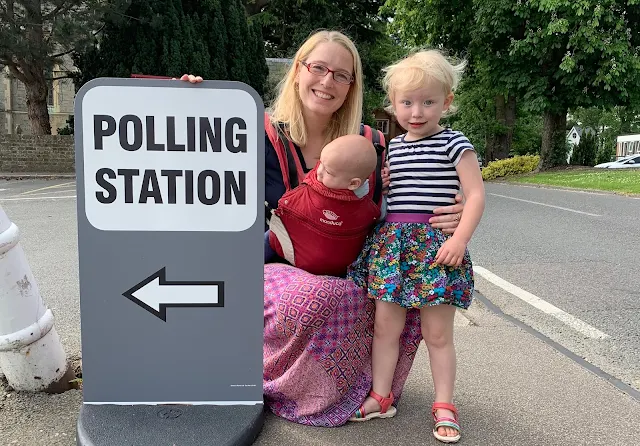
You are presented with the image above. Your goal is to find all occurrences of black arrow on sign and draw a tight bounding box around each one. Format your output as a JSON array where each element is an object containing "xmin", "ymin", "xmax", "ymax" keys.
[{"xmin": 122, "ymin": 267, "xmax": 224, "ymax": 322}]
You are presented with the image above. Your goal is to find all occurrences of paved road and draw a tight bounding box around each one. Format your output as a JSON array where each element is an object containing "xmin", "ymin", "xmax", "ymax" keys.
[
  {"xmin": 470, "ymin": 182, "xmax": 640, "ymax": 390},
  {"xmin": 1, "ymin": 179, "xmax": 638, "ymax": 392},
  {"xmin": 1, "ymin": 179, "xmax": 640, "ymax": 446}
]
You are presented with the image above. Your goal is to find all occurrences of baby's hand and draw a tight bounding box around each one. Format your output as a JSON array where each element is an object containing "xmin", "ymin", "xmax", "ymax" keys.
[
  {"xmin": 381, "ymin": 164, "xmax": 390, "ymax": 194},
  {"xmin": 435, "ymin": 237, "xmax": 467, "ymax": 267}
]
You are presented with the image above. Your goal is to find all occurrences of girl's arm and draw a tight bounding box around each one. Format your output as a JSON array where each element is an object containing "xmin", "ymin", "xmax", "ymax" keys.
[
  {"xmin": 434, "ymin": 150, "xmax": 485, "ymax": 266},
  {"xmin": 449, "ymin": 150, "xmax": 485, "ymax": 245}
]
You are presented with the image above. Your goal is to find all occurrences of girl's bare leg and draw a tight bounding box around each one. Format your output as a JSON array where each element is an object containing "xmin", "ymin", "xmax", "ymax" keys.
[
  {"xmin": 360, "ymin": 300, "xmax": 407, "ymax": 414},
  {"xmin": 421, "ymin": 304, "xmax": 458, "ymax": 438}
]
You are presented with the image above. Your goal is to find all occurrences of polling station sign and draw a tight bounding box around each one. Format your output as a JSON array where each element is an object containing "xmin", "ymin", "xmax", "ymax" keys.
[
  {"xmin": 74, "ymin": 78, "xmax": 264, "ymax": 415},
  {"xmin": 81, "ymin": 81, "xmax": 257, "ymax": 232}
]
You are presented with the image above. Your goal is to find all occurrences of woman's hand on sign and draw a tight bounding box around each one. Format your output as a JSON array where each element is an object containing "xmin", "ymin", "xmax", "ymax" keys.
[
  {"xmin": 429, "ymin": 194, "xmax": 464, "ymax": 234},
  {"xmin": 173, "ymin": 74, "xmax": 203, "ymax": 83}
]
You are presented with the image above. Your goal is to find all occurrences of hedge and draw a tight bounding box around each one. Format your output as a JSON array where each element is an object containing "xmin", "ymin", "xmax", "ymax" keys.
[{"xmin": 482, "ymin": 155, "xmax": 540, "ymax": 181}]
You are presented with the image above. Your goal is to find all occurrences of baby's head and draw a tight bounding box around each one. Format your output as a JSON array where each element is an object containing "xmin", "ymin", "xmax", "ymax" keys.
[{"xmin": 317, "ymin": 134, "xmax": 377, "ymax": 191}]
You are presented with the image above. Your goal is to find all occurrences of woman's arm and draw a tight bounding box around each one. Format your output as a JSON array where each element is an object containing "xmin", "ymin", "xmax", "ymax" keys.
[{"xmin": 429, "ymin": 195, "xmax": 465, "ymax": 234}]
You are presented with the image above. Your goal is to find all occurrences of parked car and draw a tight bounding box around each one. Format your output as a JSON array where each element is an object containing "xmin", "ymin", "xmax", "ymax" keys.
[{"xmin": 594, "ymin": 154, "xmax": 640, "ymax": 168}]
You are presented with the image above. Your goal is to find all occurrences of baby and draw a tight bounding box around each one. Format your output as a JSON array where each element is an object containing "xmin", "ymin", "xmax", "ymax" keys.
[
  {"xmin": 316, "ymin": 134, "xmax": 379, "ymax": 193},
  {"xmin": 265, "ymin": 134, "xmax": 386, "ymax": 276}
]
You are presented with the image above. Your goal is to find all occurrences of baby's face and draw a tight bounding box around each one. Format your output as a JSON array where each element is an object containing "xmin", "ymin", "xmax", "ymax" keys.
[
  {"xmin": 317, "ymin": 142, "xmax": 360, "ymax": 190},
  {"xmin": 317, "ymin": 156, "xmax": 356, "ymax": 190}
]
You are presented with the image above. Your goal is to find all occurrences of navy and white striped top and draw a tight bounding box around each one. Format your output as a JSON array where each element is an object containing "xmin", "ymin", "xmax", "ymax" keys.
[{"xmin": 387, "ymin": 129, "xmax": 475, "ymax": 213}]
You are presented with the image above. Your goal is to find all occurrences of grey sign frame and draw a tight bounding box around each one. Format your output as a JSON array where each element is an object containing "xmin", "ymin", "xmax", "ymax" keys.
[{"xmin": 74, "ymin": 78, "xmax": 265, "ymax": 445}]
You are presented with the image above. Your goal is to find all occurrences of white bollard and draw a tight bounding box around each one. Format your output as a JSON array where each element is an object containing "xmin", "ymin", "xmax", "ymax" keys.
[{"xmin": 0, "ymin": 205, "xmax": 73, "ymax": 392}]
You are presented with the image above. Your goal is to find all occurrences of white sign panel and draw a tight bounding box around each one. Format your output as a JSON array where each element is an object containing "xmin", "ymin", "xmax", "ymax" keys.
[{"xmin": 81, "ymin": 85, "xmax": 258, "ymax": 232}]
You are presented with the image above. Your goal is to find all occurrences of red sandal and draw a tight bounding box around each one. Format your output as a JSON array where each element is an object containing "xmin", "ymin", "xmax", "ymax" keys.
[
  {"xmin": 348, "ymin": 390, "xmax": 397, "ymax": 422},
  {"xmin": 432, "ymin": 402, "xmax": 461, "ymax": 443}
]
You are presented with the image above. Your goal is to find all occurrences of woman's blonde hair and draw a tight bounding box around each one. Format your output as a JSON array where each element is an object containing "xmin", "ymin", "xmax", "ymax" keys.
[
  {"xmin": 382, "ymin": 49, "xmax": 467, "ymax": 116},
  {"xmin": 269, "ymin": 30, "xmax": 363, "ymax": 147}
]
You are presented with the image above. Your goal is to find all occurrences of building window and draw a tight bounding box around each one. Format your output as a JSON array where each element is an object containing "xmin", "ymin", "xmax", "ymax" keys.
[
  {"xmin": 48, "ymin": 83, "xmax": 54, "ymax": 107},
  {"xmin": 376, "ymin": 119, "xmax": 389, "ymax": 135}
]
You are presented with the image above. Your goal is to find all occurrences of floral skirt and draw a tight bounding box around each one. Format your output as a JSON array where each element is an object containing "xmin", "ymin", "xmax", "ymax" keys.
[{"xmin": 347, "ymin": 222, "xmax": 474, "ymax": 309}]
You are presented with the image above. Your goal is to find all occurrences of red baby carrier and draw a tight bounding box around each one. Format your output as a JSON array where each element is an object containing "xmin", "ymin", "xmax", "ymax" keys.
[{"xmin": 265, "ymin": 113, "xmax": 387, "ymax": 276}]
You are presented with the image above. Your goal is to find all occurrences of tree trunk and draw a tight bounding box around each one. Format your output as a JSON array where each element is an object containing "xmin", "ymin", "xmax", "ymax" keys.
[
  {"xmin": 492, "ymin": 94, "xmax": 505, "ymax": 161},
  {"xmin": 21, "ymin": 4, "xmax": 53, "ymax": 136},
  {"xmin": 494, "ymin": 94, "xmax": 516, "ymax": 159},
  {"xmin": 485, "ymin": 134, "xmax": 495, "ymax": 162},
  {"xmin": 619, "ymin": 106, "xmax": 633, "ymax": 134},
  {"xmin": 484, "ymin": 94, "xmax": 504, "ymax": 163},
  {"xmin": 539, "ymin": 109, "xmax": 568, "ymax": 170},
  {"xmin": 25, "ymin": 73, "xmax": 52, "ymax": 135}
]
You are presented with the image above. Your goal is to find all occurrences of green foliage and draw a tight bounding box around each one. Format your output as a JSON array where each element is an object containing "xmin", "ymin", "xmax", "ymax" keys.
[
  {"xmin": 252, "ymin": 0, "xmax": 387, "ymax": 59},
  {"xmin": 73, "ymin": 0, "xmax": 268, "ymax": 96},
  {"xmin": 440, "ymin": 67, "xmax": 543, "ymax": 160},
  {"xmin": 0, "ymin": 0, "xmax": 129, "ymax": 70},
  {"xmin": 481, "ymin": 155, "xmax": 541, "ymax": 181},
  {"xmin": 384, "ymin": 0, "xmax": 473, "ymax": 57},
  {"xmin": 57, "ymin": 116, "xmax": 75, "ymax": 135},
  {"xmin": 441, "ymin": 75, "xmax": 493, "ymax": 158},
  {"xmin": 570, "ymin": 132, "xmax": 598, "ymax": 166},
  {"xmin": 596, "ymin": 145, "xmax": 616, "ymax": 165},
  {"xmin": 246, "ymin": 0, "xmax": 400, "ymax": 123},
  {"xmin": 511, "ymin": 113, "xmax": 543, "ymax": 156},
  {"xmin": 386, "ymin": 0, "xmax": 640, "ymax": 170}
]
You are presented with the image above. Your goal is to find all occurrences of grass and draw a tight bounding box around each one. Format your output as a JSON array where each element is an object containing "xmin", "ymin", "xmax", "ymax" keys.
[{"xmin": 506, "ymin": 168, "xmax": 640, "ymax": 195}]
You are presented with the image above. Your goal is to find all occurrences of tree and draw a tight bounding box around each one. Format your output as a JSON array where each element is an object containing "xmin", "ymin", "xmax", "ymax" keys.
[
  {"xmin": 247, "ymin": 0, "xmax": 386, "ymax": 59},
  {"xmin": 244, "ymin": 0, "xmax": 398, "ymax": 121},
  {"xmin": 0, "ymin": 0, "xmax": 128, "ymax": 134},
  {"xmin": 471, "ymin": 0, "xmax": 640, "ymax": 170},
  {"xmin": 73, "ymin": 0, "xmax": 269, "ymax": 96},
  {"xmin": 385, "ymin": 0, "xmax": 518, "ymax": 161},
  {"xmin": 387, "ymin": 0, "xmax": 640, "ymax": 170},
  {"xmin": 570, "ymin": 131, "xmax": 598, "ymax": 166},
  {"xmin": 570, "ymin": 105, "xmax": 640, "ymax": 164}
]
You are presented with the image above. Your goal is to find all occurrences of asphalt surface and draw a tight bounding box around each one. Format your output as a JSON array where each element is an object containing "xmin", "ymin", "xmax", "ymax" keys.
[
  {"xmin": 469, "ymin": 183, "xmax": 640, "ymax": 391},
  {"xmin": 1, "ymin": 178, "xmax": 639, "ymax": 445}
]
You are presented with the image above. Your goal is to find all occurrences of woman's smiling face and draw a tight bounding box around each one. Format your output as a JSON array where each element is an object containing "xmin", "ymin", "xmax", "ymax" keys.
[{"xmin": 296, "ymin": 42, "xmax": 354, "ymax": 120}]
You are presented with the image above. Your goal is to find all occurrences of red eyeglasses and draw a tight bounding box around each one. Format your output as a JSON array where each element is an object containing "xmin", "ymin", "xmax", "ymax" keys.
[{"xmin": 300, "ymin": 62, "xmax": 354, "ymax": 85}]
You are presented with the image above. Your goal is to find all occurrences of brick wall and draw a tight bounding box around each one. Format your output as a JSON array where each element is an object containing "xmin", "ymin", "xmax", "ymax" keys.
[{"xmin": 0, "ymin": 135, "xmax": 75, "ymax": 173}]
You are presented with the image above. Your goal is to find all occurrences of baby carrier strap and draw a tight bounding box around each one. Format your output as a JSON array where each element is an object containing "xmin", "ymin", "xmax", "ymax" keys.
[
  {"xmin": 265, "ymin": 113, "xmax": 305, "ymax": 192},
  {"xmin": 360, "ymin": 123, "xmax": 387, "ymax": 206}
]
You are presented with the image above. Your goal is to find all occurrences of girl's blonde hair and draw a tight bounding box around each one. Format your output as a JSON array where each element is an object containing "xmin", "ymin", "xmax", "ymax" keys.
[
  {"xmin": 269, "ymin": 30, "xmax": 363, "ymax": 147},
  {"xmin": 382, "ymin": 49, "xmax": 467, "ymax": 116}
]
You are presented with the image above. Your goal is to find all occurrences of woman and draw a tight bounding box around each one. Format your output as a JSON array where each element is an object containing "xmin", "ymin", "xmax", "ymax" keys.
[{"xmin": 180, "ymin": 30, "xmax": 465, "ymax": 427}]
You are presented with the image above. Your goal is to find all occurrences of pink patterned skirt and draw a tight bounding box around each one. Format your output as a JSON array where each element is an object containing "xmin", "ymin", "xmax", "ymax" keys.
[{"xmin": 263, "ymin": 263, "xmax": 422, "ymax": 426}]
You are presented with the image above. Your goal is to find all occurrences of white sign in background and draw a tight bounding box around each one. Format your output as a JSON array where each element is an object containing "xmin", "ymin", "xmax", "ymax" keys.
[{"xmin": 81, "ymin": 85, "xmax": 258, "ymax": 232}]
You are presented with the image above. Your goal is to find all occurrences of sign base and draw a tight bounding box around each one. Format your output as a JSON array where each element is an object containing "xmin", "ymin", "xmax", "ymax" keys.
[{"xmin": 77, "ymin": 403, "xmax": 265, "ymax": 446}]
